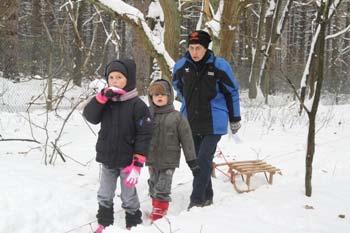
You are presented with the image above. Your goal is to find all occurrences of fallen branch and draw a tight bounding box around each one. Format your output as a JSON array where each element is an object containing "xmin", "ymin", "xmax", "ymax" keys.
[{"xmin": 0, "ymin": 138, "xmax": 40, "ymax": 144}]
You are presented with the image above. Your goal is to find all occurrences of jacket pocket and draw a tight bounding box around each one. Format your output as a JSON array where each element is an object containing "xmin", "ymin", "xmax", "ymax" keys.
[
  {"xmin": 163, "ymin": 145, "xmax": 181, "ymax": 166},
  {"xmin": 120, "ymin": 136, "xmax": 134, "ymax": 155},
  {"xmin": 96, "ymin": 130, "xmax": 107, "ymax": 153}
]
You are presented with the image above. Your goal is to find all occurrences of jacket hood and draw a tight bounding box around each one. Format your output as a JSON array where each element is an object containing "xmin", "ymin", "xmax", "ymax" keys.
[
  {"xmin": 105, "ymin": 58, "xmax": 136, "ymax": 92},
  {"xmin": 148, "ymin": 79, "xmax": 174, "ymax": 113}
]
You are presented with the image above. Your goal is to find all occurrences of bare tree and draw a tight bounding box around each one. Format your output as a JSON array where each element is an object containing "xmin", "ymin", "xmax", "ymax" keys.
[
  {"xmin": 71, "ymin": 0, "xmax": 88, "ymax": 86},
  {"xmin": 287, "ymin": 0, "xmax": 342, "ymax": 197},
  {"xmin": 87, "ymin": 0, "xmax": 174, "ymax": 80},
  {"xmin": 132, "ymin": 0, "xmax": 152, "ymax": 94},
  {"xmin": 30, "ymin": 0, "xmax": 42, "ymax": 76},
  {"xmin": 248, "ymin": 0, "xmax": 268, "ymax": 99},
  {"xmin": 0, "ymin": 0, "xmax": 19, "ymax": 80},
  {"xmin": 160, "ymin": 0, "xmax": 181, "ymax": 60},
  {"xmin": 217, "ymin": 0, "xmax": 249, "ymax": 62}
]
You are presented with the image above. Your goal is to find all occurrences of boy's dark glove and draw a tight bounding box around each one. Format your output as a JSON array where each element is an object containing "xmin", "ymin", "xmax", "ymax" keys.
[{"xmin": 187, "ymin": 159, "xmax": 201, "ymax": 177}]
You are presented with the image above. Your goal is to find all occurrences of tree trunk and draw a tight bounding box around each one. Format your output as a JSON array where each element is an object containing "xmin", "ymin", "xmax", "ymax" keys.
[
  {"xmin": 305, "ymin": 114, "xmax": 315, "ymax": 196},
  {"xmin": 47, "ymin": 47, "xmax": 53, "ymax": 111},
  {"xmin": 258, "ymin": 0, "xmax": 284, "ymax": 102},
  {"xmin": 305, "ymin": 0, "xmax": 328, "ymax": 197},
  {"xmin": 343, "ymin": 2, "xmax": 350, "ymax": 94},
  {"xmin": 88, "ymin": 0, "xmax": 174, "ymax": 81},
  {"xmin": 248, "ymin": 0, "xmax": 266, "ymax": 99},
  {"xmin": 31, "ymin": 0, "xmax": 42, "ymax": 76},
  {"xmin": 72, "ymin": 1, "xmax": 87, "ymax": 86},
  {"xmin": 0, "ymin": 0, "xmax": 19, "ymax": 80},
  {"xmin": 159, "ymin": 0, "xmax": 181, "ymax": 60},
  {"xmin": 218, "ymin": 0, "xmax": 241, "ymax": 62},
  {"xmin": 132, "ymin": 0, "xmax": 151, "ymax": 95}
]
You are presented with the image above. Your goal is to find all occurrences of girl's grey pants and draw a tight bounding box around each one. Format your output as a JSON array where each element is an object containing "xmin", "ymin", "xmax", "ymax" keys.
[{"xmin": 97, "ymin": 165, "xmax": 140, "ymax": 213}]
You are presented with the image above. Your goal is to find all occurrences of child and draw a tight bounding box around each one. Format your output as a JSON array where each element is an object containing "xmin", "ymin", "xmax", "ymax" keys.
[
  {"xmin": 146, "ymin": 79, "xmax": 200, "ymax": 221},
  {"xmin": 83, "ymin": 59, "xmax": 153, "ymax": 232}
]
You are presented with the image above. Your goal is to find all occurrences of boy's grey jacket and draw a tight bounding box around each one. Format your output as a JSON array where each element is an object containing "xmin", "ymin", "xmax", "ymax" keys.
[{"xmin": 146, "ymin": 79, "xmax": 196, "ymax": 169}]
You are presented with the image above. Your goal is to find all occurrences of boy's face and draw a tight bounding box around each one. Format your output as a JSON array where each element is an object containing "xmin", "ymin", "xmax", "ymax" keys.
[
  {"xmin": 152, "ymin": 94, "xmax": 168, "ymax": 107},
  {"xmin": 108, "ymin": 71, "xmax": 127, "ymax": 89}
]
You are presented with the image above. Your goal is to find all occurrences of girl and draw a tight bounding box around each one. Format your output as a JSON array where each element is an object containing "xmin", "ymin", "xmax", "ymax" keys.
[{"xmin": 83, "ymin": 59, "xmax": 152, "ymax": 232}]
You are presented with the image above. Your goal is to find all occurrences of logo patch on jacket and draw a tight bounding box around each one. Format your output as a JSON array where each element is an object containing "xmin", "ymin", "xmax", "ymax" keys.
[
  {"xmin": 139, "ymin": 117, "xmax": 152, "ymax": 126},
  {"xmin": 185, "ymin": 67, "xmax": 190, "ymax": 72},
  {"xmin": 208, "ymin": 71, "xmax": 214, "ymax": 76}
]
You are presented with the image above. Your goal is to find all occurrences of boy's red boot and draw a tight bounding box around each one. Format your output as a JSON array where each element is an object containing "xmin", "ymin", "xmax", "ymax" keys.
[{"xmin": 149, "ymin": 199, "xmax": 169, "ymax": 222}]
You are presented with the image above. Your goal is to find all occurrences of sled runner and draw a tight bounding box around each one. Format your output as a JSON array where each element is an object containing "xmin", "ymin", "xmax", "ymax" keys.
[{"xmin": 212, "ymin": 160, "xmax": 282, "ymax": 193}]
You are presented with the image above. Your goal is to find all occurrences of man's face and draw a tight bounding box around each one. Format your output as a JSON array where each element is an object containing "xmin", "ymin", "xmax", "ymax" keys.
[{"xmin": 188, "ymin": 44, "xmax": 207, "ymax": 62}]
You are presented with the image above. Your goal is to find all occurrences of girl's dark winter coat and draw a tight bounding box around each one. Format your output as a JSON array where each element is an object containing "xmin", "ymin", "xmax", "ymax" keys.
[
  {"xmin": 83, "ymin": 97, "xmax": 152, "ymax": 169},
  {"xmin": 83, "ymin": 58, "xmax": 152, "ymax": 169}
]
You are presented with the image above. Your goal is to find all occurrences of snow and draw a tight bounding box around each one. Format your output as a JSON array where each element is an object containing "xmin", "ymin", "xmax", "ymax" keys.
[
  {"xmin": 205, "ymin": 0, "xmax": 223, "ymax": 38},
  {"xmin": 147, "ymin": 0, "xmax": 164, "ymax": 22},
  {"xmin": 265, "ymin": 0, "xmax": 276, "ymax": 18},
  {"xmin": 97, "ymin": 0, "xmax": 174, "ymax": 71},
  {"xmin": 1, "ymin": 1, "xmax": 349, "ymax": 231},
  {"xmin": 300, "ymin": 24, "xmax": 321, "ymax": 90},
  {"xmin": 1, "ymin": 79, "xmax": 350, "ymax": 233},
  {"xmin": 277, "ymin": 0, "xmax": 293, "ymax": 35},
  {"xmin": 326, "ymin": 24, "xmax": 350, "ymax": 40}
]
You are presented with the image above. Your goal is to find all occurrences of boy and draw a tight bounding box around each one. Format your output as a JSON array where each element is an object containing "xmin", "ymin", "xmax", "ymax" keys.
[{"xmin": 146, "ymin": 79, "xmax": 200, "ymax": 221}]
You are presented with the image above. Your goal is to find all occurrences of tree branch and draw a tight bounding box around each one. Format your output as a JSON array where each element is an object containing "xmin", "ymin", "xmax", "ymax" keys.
[{"xmin": 0, "ymin": 138, "xmax": 40, "ymax": 143}]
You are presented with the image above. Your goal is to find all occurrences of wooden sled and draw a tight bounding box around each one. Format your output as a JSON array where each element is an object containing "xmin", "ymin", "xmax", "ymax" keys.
[{"xmin": 212, "ymin": 160, "xmax": 282, "ymax": 193}]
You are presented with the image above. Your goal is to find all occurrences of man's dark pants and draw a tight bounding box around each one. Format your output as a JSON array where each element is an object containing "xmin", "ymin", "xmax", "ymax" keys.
[{"xmin": 190, "ymin": 134, "xmax": 221, "ymax": 205}]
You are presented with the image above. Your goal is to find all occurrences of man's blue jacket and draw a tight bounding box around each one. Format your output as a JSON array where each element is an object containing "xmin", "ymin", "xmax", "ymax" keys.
[{"xmin": 172, "ymin": 50, "xmax": 241, "ymax": 135}]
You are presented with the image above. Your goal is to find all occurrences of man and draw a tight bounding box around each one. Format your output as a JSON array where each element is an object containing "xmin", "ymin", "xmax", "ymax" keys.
[{"xmin": 172, "ymin": 30, "xmax": 241, "ymax": 209}]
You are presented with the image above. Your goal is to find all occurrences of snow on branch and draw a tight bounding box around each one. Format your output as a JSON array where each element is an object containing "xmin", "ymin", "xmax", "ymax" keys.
[
  {"xmin": 326, "ymin": 24, "xmax": 350, "ymax": 40},
  {"xmin": 277, "ymin": 0, "xmax": 293, "ymax": 35},
  {"xmin": 300, "ymin": 25, "xmax": 321, "ymax": 89},
  {"xmin": 205, "ymin": 0, "xmax": 223, "ymax": 38},
  {"xmin": 92, "ymin": 0, "xmax": 174, "ymax": 75},
  {"xmin": 265, "ymin": 0, "xmax": 276, "ymax": 18},
  {"xmin": 328, "ymin": 0, "xmax": 341, "ymax": 19}
]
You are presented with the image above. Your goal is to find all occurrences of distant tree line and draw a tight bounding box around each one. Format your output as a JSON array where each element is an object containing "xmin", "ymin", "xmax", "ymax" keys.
[{"xmin": 0, "ymin": 0, "xmax": 349, "ymax": 98}]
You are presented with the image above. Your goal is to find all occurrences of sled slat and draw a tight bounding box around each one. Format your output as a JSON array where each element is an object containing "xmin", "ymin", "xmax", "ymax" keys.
[{"xmin": 212, "ymin": 160, "xmax": 282, "ymax": 193}]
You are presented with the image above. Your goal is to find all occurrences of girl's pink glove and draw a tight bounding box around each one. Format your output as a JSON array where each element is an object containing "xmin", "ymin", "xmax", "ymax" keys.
[
  {"xmin": 122, "ymin": 154, "xmax": 146, "ymax": 188},
  {"xmin": 96, "ymin": 87, "xmax": 126, "ymax": 104}
]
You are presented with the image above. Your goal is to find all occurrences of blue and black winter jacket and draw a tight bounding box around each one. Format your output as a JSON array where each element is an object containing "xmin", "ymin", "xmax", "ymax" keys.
[{"xmin": 172, "ymin": 51, "xmax": 241, "ymax": 135}]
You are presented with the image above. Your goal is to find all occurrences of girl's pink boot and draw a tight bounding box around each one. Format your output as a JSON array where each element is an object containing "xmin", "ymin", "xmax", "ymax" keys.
[{"xmin": 94, "ymin": 224, "xmax": 105, "ymax": 233}]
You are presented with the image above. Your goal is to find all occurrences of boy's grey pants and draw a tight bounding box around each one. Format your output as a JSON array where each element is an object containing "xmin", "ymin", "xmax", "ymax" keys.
[
  {"xmin": 148, "ymin": 167, "xmax": 175, "ymax": 202},
  {"xmin": 97, "ymin": 165, "xmax": 140, "ymax": 213}
]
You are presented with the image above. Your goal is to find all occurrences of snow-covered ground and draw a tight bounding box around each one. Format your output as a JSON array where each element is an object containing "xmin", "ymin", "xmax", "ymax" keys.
[{"xmin": 0, "ymin": 79, "xmax": 349, "ymax": 233}]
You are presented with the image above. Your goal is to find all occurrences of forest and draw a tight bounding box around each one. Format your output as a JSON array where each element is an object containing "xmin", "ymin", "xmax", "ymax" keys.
[{"xmin": 1, "ymin": 0, "xmax": 349, "ymax": 104}]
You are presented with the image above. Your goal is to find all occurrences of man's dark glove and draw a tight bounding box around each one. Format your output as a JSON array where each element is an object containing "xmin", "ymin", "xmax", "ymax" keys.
[
  {"xmin": 230, "ymin": 121, "xmax": 241, "ymax": 134},
  {"xmin": 187, "ymin": 159, "xmax": 201, "ymax": 177}
]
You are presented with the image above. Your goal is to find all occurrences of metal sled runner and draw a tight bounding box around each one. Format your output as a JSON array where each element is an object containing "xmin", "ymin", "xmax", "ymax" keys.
[{"xmin": 212, "ymin": 160, "xmax": 282, "ymax": 193}]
